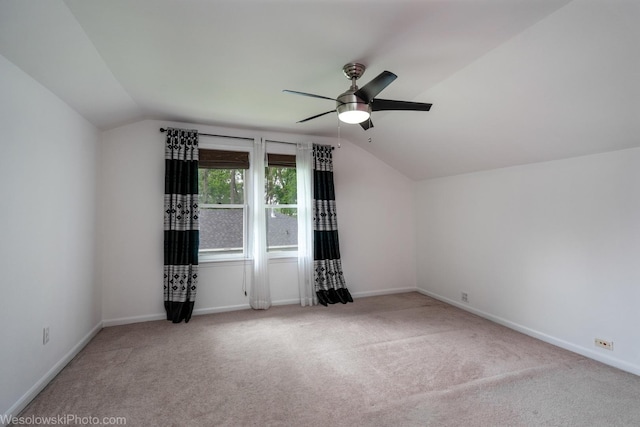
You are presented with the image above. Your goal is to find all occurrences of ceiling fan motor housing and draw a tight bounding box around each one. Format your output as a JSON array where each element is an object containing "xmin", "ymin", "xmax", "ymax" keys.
[{"xmin": 336, "ymin": 89, "xmax": 370, "ymax": 124}]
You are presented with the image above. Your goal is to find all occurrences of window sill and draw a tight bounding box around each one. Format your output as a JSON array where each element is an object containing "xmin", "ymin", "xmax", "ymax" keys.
[
  {"xmin": 199, "ymin": 256, "xmax": 251, "ymax": 267},
  {"xmin": 198, "ymin": 253, "xmax": 297, "ymax": 267},
  {"xmin": 268, "ymin": 251, "xmax": 298, "ymax": 260}
]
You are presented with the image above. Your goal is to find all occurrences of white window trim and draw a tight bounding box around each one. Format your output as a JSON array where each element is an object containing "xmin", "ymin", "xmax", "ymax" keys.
[
  {"xmin": 198, "ymin": 137, "xmax": 255, "ymax": 263},
  {"xmin": 197, "ymin": 136, "xmax": 301, "ymax": 263},
  {"xmin": 264, "ymin": 141, "xmax": 299, "ymax": 257}
]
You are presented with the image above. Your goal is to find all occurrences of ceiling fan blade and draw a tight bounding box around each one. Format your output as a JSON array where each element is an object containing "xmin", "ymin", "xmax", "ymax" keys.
[
  {"xmin": 371, "ymin": 98, "xmax": 432, "ymax": 112},
  {"xmin": 360, "ymin": 118, "xmax": 374, "ymax": 130},
  {"xmin": 354, "ymin": 71, "xmax": 397, "ymax": 103},
  {"xmin": 297, "ymin": 110, "xmax": 335, "ymax": 123},
  {"xmin": 283, "ymin": 90, "xmax": 336, "ymax": 102}
]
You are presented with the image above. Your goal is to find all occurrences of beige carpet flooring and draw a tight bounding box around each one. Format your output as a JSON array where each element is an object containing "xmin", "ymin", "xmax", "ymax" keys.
[{"xmin": 17, "ymin": 292, "xmax": 640, "ymax": 426}]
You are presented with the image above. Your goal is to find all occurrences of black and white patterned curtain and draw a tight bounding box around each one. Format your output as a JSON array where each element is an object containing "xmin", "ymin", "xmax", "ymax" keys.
[
  {"xmin": 164, "ymin": 128, "xmax": 199, "ymax": 323},
  {"xmin": 313, "ymin": 144, "xmax": 353, "ymax": 306}
]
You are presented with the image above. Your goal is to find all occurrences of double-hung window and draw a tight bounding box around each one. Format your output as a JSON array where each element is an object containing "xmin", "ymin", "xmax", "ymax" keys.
[
  {"xmin": 198, "ymin": 148, "xmax": 250, "ymax": 259},
  {"xmin": 265, "ymin": 152, "xmax": 297, "ymax": 253},
  {"xmin": 197, "ymin": 139, "xmax": 299, "ymax": 261}
]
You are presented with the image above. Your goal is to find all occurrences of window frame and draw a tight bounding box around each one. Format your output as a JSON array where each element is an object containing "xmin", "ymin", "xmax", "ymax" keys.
[
  {"xmin": 196, "ymin": 137, "xmax": 300, "ymax": 263},
  {"xmin": 264, "ymin": 141, "xmax": 298, "ymax": 258},
  {"xmin": 197, "ymin": 137, "xmax": 255, "ymax": 263}
]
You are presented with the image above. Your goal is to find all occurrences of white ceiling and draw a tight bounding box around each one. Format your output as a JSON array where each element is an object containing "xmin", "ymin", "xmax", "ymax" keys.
[{"xmin": 1, "ymin": 0, "xmax": 638, "ymax": 180}]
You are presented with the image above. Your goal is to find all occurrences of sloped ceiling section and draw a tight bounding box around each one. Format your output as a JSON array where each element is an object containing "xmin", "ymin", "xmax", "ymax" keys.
[
  {"xmin": 1, "ymin": 0, "xmax": 638, "ymax": 180},
  {"xmin": 0, "ymin": 1, "xmax": 143, "ymax": 128},
  {"xmin": 371, "ymin": 0, "xmax": 640, "ymax": 179}
]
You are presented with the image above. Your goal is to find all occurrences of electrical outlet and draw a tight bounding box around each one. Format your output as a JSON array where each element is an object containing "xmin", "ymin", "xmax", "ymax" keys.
[
  {"xmin": 461, "ymin": 292, "xmax": 468, "ymax": 303},
  {"xmin": 43, "ymin": 327, "xmax": 49, "ymax": 345},
  {"xmin": 595, "ymin": 338, "xmax": 613, "ymax": 351}
]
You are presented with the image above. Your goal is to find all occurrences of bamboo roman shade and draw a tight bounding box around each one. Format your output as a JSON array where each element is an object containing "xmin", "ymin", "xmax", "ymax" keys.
[
  {"xmin": 198, "ymin": 150, "xmax": 295, "ymax": 169},
  {"xmin": 267, "ymin": 153, "xmax": 296, "ymax": 168},
  {"xmin": 199, "ymin": 149, "xmax": 249, "ymax": 169}
]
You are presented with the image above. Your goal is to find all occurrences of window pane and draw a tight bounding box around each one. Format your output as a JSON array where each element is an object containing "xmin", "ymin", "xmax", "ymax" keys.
[
  {"xmin": 199, "ymin": 168, "xmax": 244, "ymax": 204},
  {"xmin": 199, "ymin": 208, "xmax": 244, "ymax": 253},
  {"xmin": 265, "ymin": 166, "xmax": 296, "ymax": 205},
  {"xmin": 266, "ymin": 208, "xmax": 297, "ymax": 251}
]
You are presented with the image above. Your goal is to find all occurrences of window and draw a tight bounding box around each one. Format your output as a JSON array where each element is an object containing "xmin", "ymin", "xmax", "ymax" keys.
[
  {"xmin": 265, "ymin": 153, "xmax": 297, "ymax": 252},
  {"xmin": 197, "ymin": 141, "xmax": 299, "ymax": 260},
  {"xmin": 198, "ymin": 149, "xmax": 249, "ymax": 257}
]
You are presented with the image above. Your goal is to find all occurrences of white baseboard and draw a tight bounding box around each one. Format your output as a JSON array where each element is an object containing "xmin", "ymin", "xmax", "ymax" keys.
[
  {"xmin": 103, "ymin": 288, "xmax": 421, "ymax": 326},
  {"xmin": 416, "ymin": 288, "xmax": 640, "ymax": 377},
  {"xmin": 102, "ymin": 313, "xmax": 166, "ymax": 327},
  {"xmin": 2, "ymin": 321, "xmax": 103, "ymax": 425},
  {"xmin": 351, "ymin": 286, "xmax": 418, "ymax": 299},
  {"xmin": 103, "ymin": 303, "xmax": 253, "ymax": 327},
  {"xmin": 193, "ymin": 303, "xmax": 251, "ymax": 315},
  {"xmin": 271, "ymin": 298, "xmax": 301, "ymax": 306}
]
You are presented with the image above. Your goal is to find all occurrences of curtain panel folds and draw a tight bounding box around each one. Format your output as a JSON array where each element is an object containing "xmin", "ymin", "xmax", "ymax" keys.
[
  {"xmin": 164, "ymin": 128, "xmax": 199, "ymax": 323},
  {"xmin": 251, "ymin": 139, "xmax": 271, "ymax": 309},
  {"xmin": 312, "ymin": 144, "xmax": 353, "ymax": 306},
  {"xmin": 296, "ymin": 142, "xmax": 314, "ymax": 306}
]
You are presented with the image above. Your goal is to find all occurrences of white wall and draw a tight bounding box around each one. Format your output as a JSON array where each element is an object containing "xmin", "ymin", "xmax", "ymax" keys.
[
  {"xmin": 415, "ymin": 147, "xmax": 640, "ymax": 374},
  {"xmin": 100, "ymin": 119, "xmax": 416, "ymax": 325},
  {"xmin": 333, "ymin": 140, "xmax": 417, "ymax": 296},
  {"xmin": 0, "ymin": 54, "xmax": 101, "ymax": 418}
]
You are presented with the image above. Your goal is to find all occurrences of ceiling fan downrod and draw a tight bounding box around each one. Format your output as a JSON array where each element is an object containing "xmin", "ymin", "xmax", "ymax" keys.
[
  {"xmin": 337, "ymin": 63, "xmax": 370, "ymax": 124},
  {"xmin": 342, "ymin": 62, "xmax": 366, "ymax": 90}
]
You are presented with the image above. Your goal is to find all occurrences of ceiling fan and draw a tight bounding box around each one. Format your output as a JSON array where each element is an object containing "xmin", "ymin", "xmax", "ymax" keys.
[{"xmin": 283, "ymin": 62, "xmax": 432, "ymax": 130}]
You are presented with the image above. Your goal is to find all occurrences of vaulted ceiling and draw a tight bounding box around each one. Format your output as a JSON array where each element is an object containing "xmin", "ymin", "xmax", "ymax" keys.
[{"xmin": 1, "ymin": 0, "xmax": 638, "ymax": 180}]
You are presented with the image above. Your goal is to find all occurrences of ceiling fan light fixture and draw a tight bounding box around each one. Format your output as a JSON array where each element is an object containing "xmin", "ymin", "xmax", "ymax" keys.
[
  {"xmin": 337, "ymin": 104, "xmax": 370, "ymax": 124},
  {"xmin": 336, "ymin": 90, "xmax": 370, "ymax": 124}
]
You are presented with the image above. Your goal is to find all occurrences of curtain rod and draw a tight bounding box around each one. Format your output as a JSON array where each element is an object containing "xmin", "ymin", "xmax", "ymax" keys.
[
  {"xmin": 159, "ymin": 127, "xmax": 334, "ymax": 149},
  {"xmin": 159, "ymin": 127, "xmax": 252, "ymax": 141}
]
